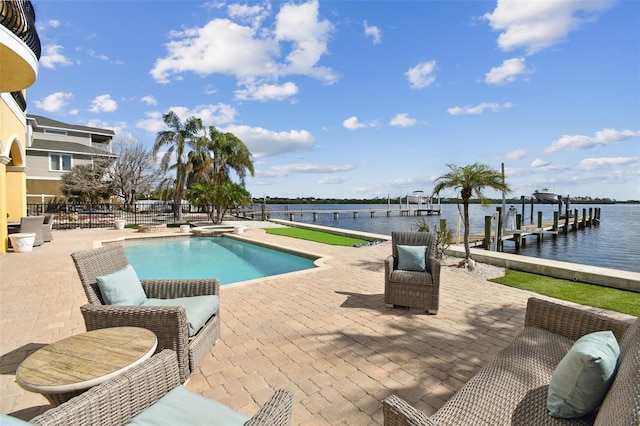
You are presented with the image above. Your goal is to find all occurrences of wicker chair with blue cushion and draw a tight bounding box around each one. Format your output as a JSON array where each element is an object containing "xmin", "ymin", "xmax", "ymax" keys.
[
  {"xmin": 1, "ymin": 350, "xmax": 293, "ymax": 426},
  {"xmin": 71, "ymin": 244, "xmax": 220, "ymax": 383},
  {"xmin": 384, "ymin": 231, "xmax": 441, "ymax": 314}
]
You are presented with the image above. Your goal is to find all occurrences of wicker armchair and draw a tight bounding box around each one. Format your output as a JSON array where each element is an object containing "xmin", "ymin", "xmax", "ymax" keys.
[
  {"xmin": 71, "ymin": 244, "xmax": 220, "ymax": 383},
  {"xmin": 13, "ymin": 216, "xmax": 45, "ymax": 246},
  {"xmin": 384, "ymin": 231, "xmax": 441, "ymax": 314},
  {"xmin": 28, "ymin": 350, "xmax": 293, "ymax": 426},
  {"xmin": 42, "ymin": 214, "xmax": 54, "ymax": 242}
]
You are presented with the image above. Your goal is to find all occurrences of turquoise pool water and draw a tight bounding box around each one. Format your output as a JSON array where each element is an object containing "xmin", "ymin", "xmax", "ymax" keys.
[{"xmin": 124, "ymin": 237, "xmax": 316, "ymax": 284}]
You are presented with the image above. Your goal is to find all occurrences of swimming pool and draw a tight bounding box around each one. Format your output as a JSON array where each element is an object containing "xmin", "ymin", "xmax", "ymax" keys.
[{"xmin": 124, "ymin": 236, "xmax": 316, "ymax": 284}]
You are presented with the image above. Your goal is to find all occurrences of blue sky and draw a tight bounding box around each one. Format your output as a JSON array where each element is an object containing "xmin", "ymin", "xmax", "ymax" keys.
[{"xmin": 29, "ymin": 0, "xmax": 640, "ymax": 201}]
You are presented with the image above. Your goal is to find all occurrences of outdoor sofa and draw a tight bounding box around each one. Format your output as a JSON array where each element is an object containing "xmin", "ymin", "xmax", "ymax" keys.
[
  {"xmin": 384, "ymin": 297, "xmax": 639, "ymax": 425},
  {"xmin": 1, "ymin": 350, "xmax": 293, "ymax": 426}
]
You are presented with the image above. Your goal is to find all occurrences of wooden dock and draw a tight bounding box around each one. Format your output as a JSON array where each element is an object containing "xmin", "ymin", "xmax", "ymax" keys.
[
  {"xmin": 466, "ymin": 206, "xmax": 602, "ymax": 251},
  {"xmin": 238, "ymin": 205, "xmax": 441, "ymax": 221}
]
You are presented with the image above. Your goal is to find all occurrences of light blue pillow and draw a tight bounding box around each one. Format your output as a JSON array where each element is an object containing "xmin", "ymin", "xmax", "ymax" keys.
[
  {"xmin": 397, "ymin": 245, "xmax": 427, "ymax": 272},
  {"xmin": 547, "ymin": 330, "xmax": 620, "ymax": 418},
  {"xmin": 0, "ymin": 414, "xmax": 31, "ymax": 425},
  {"xmin": 96, "ymin": 264, "xmax": 148, "ymax": 306},
  {"xmin": 127, "ymin": 385, "xmax": 250, "ymax": 425},
  {"xmin": 142, "ymin": 296, "xmax": 219, "ymax": 337}
]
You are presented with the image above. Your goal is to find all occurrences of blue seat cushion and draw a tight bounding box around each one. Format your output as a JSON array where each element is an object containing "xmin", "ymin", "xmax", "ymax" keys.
[
  {"xmin": 96, "ymin": 264, "xmax": 148, "ymax": 306},
  {"xmin": 126, "ymin": 385, "xmax": 250, "ymax": 425},
  {"xmin": 142, "ymin": 296, "xmax": 219, "ymax": 336}
]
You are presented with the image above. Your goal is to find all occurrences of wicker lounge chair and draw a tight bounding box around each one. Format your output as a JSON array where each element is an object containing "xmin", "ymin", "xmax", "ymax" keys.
[
  {"xmin": 20, "ymin": 350, "xmax": 293, "ymax": 425},
  {"xmin": 384, "ymin": 231, "xmax": 441, "ymax": 314},
  {"xmin": 71, "ymin": 244, "xmax": 220, "ymax": 383},
  {"xmin": 42, "ymin": 214, "xmax": 54, "ymax": 242}
]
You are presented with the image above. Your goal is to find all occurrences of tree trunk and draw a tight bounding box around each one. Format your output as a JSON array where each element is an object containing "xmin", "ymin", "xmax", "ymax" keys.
[{"xmin": 463, "ymin": 200, "xmax": 471, "ymax": 259}]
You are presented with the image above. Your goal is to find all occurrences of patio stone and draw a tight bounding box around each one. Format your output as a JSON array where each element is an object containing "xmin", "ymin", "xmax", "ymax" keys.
[{"xmin": 0, "ymin": 225, "xmax": 533, "ymax": 424}]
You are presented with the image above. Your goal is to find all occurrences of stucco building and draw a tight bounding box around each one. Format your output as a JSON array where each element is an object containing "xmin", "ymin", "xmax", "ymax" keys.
[{"xmin": 1, "ymin": 0, "xmax": 41, "ymax": 253}]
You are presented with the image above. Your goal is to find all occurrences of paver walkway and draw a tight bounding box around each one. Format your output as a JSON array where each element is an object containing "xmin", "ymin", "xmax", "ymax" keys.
[{"xmin": 1, "ymin": 226, "xmax": 537, "ymax": 424}]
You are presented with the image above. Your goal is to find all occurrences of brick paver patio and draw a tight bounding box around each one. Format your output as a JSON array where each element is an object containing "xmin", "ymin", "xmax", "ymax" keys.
[{"xmin": 1, "ymin": 225, "xmax": 536, "ymax": 424}]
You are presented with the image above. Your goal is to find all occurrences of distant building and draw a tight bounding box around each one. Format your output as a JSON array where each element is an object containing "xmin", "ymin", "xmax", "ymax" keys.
[
  {"xmin": 26, "ymin": 114, "xmax": 116, "ymax": 203},
  {"xmin": 1, "ymin": 0, "xmax": 41, "ymax": 253}
]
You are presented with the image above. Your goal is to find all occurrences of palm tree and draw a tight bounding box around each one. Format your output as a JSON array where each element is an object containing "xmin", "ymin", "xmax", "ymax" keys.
[
  {"xmin": 433, "ymin": 163, "xmax": 511, "ymax": 260},
  {"xmin": 186, "ymin": 126, "xmax": 255, "ymax": 221},
  {"xmin": 153, "ymin": 111, "xmax": 204, "ymax": 221}
]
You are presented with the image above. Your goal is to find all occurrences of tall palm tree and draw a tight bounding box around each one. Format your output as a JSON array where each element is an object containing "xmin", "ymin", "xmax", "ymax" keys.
[
  {"xmin": 433, "ymin": 163, "xmax": 511, "ymax": 260},
  {"xmin": 153, "ymin": 111, "xmax": 204, "ymax": 221},
  {"xmin": 185, "ymin": 126, "xmax": 254, "ymax": 221}
]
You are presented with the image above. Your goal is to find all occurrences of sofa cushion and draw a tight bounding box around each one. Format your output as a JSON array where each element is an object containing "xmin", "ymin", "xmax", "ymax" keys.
[
  {"xmin": 397, "ymin": 245, "xmax": 426, "ymax": 272},
  {"xmin": 547, "ymin": 330, "xmax": 620, "ymax": 418},
  {"xmin": 126, "ymin": 385, "xmax": 250, "ymax": 425},
  {"xmin": 143, "ymin": 296, "xmax": 219, "ymax": 336},
  {"xmin": 96, "ymin": 264, "xmax": 148, "ymax": 306}
]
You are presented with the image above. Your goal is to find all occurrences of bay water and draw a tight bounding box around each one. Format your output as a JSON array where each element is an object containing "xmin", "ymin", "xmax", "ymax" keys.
[{"xmin": 256, "ymin": 203, "xmax": 640, "ymax": 273}]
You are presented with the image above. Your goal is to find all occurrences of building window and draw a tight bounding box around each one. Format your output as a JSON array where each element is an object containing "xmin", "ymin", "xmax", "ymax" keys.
[
  {"xmin": 50, "ymin": 154, "xmax": 72, "ymax": 171},
  {"xmin": 44, "ymin": 129, "xmax": 67, "ymax": 136}
]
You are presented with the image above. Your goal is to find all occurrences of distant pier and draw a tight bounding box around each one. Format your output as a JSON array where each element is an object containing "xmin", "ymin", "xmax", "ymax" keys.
[
  {"xmin": 471, "ymin": 205, "xmax": 602, "ymax": 252},
  {"xmin": 238, "ymin": 205, "xmax": 441, "ymax": 222}
]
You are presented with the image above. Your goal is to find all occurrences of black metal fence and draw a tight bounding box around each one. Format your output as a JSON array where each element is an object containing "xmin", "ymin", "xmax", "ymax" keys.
[{"xmin": 27, "ymin": 202, "xmax": 213, "ymax": 230}]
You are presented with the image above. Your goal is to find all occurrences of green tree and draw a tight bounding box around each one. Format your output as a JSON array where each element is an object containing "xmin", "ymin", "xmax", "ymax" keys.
[
  {"xmin": 153, "ymin": 111, "xmax": 204, "ymax": 221},
  {"xmin": 433, "ymin": 163, "xmax": 511, "ymax": 260},
  {"xmin": 186, "ymin": 125, "xmax": 255, "ymax": 221},
  {"xmin": 61, "ymin": 164, "xmax": 113, "ymax": 205},
  {"xmin": 213, "ymin": 182, "xmax": 252, "ymax": 223}
]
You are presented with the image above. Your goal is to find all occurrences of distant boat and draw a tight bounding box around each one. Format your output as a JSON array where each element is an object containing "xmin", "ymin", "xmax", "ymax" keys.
[
  {"xmin": 407, "ymin": 190, "xmax": 431, "ymax": 204},
  {"xmin": 532, "ymin": 188, "xmax": 560, "ymax": 204}
]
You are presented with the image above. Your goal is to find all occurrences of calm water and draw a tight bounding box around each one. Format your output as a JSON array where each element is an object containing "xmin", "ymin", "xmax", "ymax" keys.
[
  {"xmin": 258, "ymin": 203, "xmax": 640, "ymax": 273},
  {"xmin": 124, "ymin": 237, "xmax": 315, "ymax": 284}
]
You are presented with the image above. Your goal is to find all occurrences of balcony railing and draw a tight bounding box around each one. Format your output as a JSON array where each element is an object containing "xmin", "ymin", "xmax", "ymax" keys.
[{"xmin": 1, "ymin": 0, "xmax": 41, "ymax": 60}]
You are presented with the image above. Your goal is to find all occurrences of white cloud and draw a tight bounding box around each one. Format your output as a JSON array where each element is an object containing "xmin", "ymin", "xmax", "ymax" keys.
[
  {"xmin": 33, "ymin": 92, "xmax": 73, "ymax": 112},
  {"xmin": 363, "ymin": 20, "xmax": 381, "ymax": 44},
  {"xmin": 505, "ymin": 149, "xmax": 528, "ymax": 160},
  {"xmin": 274, "ymin": 0, "xmax": 335, "ymax": 82},
  {"xmin": 343, "ymin": 116, "xmax": 378, "ymax": 130},
  {"xmin": 221, "ymin": 125, "xmax": 315, "ymax": 158},
  {"xmin": 140, "ymin": 96, "xmax": 157, "ymax": 106},
  {"xmin": 483, "ymin": 1, "xmax": 613, "ymax": 54},
  {"xmin": 135, "ymin": 104, "xmax": 238, "ymax": 133},
  {"xmin": 577, "ymin": 157, "xmax": 639, "ymax": 171},
  {"xmin": 531, "ymin": 158, "xmax": 548, "ymax": 168},
  {"xmin": 227, "ymin": 3, "xmax": 270, "ymax": 28},
  {"xmin": 234, "ymin": 81, "xmax": 298, "ymax": 101},
  {"xmin": 319, "ymin": 176, "xmax": 349, "ymax": 184},
  {"xmin": 406, "ymin": 60, "xmax": 436, "ymax": 89},
  {"xmin": 260, "ymin": 163, "xmax": 354, "ymax": 177},
  {"xmin": 447, "ymin": 102, "xmax": 512, "ymax": 115},
  {"xmin": 89, "ymin": 94, "xmax": 118, "ymax": 113},
  {"xmin": 530, "ymin": 158, "xmax": 568, "ymax": 173},
  {"xmin": 545, "ymin": 129, "xmax": 640, "ymax": 153},
  {"xmin": 151, "ymin": 0, "xmax": 335, "ymax": 91},
  {"xmin": 39, "ymin": 45, "xmax": 73, "ymax": 69},
  {"xmin": 485, "ymin": 57, "xmax": 530, "ymax": 85},
  {"xmin": 389, "ymin": 113, "xmax": 417, "ymax": 127}
]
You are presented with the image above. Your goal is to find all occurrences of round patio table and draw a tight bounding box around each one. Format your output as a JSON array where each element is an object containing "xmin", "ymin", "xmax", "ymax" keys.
[{"xmin": 16, "ymin": 327, "xmax": 157, "ymax": 406}]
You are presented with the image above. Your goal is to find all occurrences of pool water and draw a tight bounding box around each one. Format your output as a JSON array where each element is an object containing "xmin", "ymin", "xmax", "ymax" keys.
[{"xmin": 124, "ymin": 237, "xmax": 316, "ymax": 284}]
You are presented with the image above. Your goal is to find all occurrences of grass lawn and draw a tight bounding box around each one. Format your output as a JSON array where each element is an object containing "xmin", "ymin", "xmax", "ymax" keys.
[
  {"xmin": 265, "ymin": 227, "xmax": 369, "ymax": 246},
  {"xmin": 490, "ymin": 270, "xmax": 640, "ymax": 316}
]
